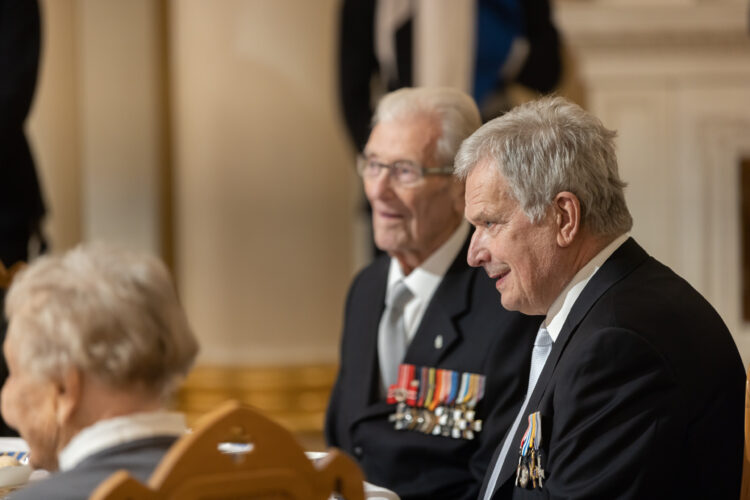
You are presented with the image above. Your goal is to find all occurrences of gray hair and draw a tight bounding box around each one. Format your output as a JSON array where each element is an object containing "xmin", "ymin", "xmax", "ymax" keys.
[
  {"xmin": 373, "ymin": 87, "xmax": 481, "ymax": 166},
  {"xmin": 4, "ymin": 242, "xmax": 199, "ymax": 398},
  {"xmin": 455, "ymin": 96, "xmax": 633, "ymax": 236}
]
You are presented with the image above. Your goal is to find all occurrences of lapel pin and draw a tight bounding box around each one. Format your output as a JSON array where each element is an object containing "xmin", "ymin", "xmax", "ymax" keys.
[{"xmin": 434, "ymin": 334, "xmax": 443, "ymax": 349}]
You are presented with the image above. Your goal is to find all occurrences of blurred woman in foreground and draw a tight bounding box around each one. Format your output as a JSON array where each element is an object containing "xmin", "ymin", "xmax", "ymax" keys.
[{"xmin": 1, "ymin": 243, "xmax": 198, "ymax": 499}]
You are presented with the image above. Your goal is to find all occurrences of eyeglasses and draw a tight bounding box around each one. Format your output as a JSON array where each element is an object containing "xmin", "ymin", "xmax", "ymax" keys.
[{"xmin": 356, "ymin": 155, "xmax": 454, "ymax": 187}]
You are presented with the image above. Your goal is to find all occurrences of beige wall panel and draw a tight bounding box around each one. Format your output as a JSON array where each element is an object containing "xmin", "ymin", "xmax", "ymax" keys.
[
  {"xmin": 78, "ymin": 0, "xmax": 163, "ymax": 254},
  {"xmin": 27, "ymin": 0, "xmax": 81, "ymax": 252},
  {"xmin": 172, "ymin": 0, "xmax": 356, "ymax": 365},
  {"xmin": 556, "ymin": 0, "xmax": 750, "ymax": 364},
  {"xmin": 589, "ymin": 87, "xmax": 676, "ymax": 266}
]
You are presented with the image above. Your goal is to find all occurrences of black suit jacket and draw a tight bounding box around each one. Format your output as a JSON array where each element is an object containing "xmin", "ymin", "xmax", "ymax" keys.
[
  {"xmin": 483, "ymin": 238, "xmax": 745, "ymax": 500},
  {"xmin": 0, "ymin": 0, "xmax": 45, "ymax": 264},
  {"xmin": 326, "ymin": 237, "xmax": 542, "ymax": 500},
  {"xmin": 0, "ymin": 0, "xmax": 43, "ymax": 439}
]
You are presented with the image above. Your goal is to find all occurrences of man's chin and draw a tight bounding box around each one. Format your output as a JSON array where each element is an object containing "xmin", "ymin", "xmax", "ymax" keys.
[
  {"xmin": 500, "ymin": 295, "xmax": 524, "ymax": 314},
  {"xmin": 373, "ymin": 235, "xmax": 407, "ymax": 255},
  {"xmin": 502, "ymin": 298, "xmax": 543, "ymax": 317}
]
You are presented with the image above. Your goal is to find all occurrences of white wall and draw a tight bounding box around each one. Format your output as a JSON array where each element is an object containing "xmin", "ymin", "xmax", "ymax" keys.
[
  {"xmin": 29, "ymin": 0, "xmax": 164, "ymax": 255},
  {"xmin": 28, "ymin": 0, "xmax": 358, "ymax": 366},
  {"xmin": 171, "ymin": 0, "xmax": 357, "ymax": 365},
  {"xmin": 77, "ymin": 0, "xmax": 165, "ymax": 254},
  {"xmin": 556, "ymin": 0, "xmax": 750, "ymax": 364},
  {"xmin": 28, "ymin": 0, "xmax": 81, "ymax": 251}
]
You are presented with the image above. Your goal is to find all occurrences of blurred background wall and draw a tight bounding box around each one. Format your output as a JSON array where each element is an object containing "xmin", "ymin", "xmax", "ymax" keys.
[
  {"xmin": 24, "ymin": 0, "xmax": 750, "ymax": 439},
  {"xmin": 30, "ymin": 0, "xmax": 358, "ymax": 364}
]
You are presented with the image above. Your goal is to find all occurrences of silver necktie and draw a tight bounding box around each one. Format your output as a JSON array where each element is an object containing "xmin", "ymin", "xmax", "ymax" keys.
[
  {"xmin": 483, "ymin": 326, "xmax": 553, "ymax": 499},
  {"xmin": 378, "ymin": 280, "xmax": 413, "ymax": 392}
]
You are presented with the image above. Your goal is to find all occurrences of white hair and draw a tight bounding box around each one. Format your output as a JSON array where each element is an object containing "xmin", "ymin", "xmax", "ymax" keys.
[
  {"xmin": 455, "ymin": 96, "xmax": 633, "ymax": 236},
  {"xmin": 5, "ymin": 242, "xmax": 199, "ymax": 398},
  {"xmin": 373, "ymin": 87, "xmax": 481, "ymax": 166}
]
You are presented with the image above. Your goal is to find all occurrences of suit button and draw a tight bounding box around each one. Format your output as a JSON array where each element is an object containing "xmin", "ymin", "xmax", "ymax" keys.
[{"xmin": 353, "ymin": 446, "xmax": 363, "ymax": 457}]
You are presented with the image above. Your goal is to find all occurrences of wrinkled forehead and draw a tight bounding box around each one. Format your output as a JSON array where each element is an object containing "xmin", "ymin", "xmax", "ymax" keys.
[
  {"xmin": 465, "ymin": 161, "xmax": 516, "ymax": 212},
  {"xmin": 465, "ymin": 159, "xmax": 511, "ymax": 196},
  {"xmin": 365, "ymin": 114, "xmax": 441, "ymax": 164}
]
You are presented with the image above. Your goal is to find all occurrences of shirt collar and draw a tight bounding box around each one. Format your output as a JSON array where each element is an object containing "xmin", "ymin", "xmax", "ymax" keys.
[
  {"xmin": 387, "ymin": 221, "xmax": 470, "ymax": 302},
  {"xmin": 544, "ymin": 233, "xmax": 629, "ymax": 342},
  {"xmin": 58, "ymin": 411, "xmax": 187, "ymax": 472}
]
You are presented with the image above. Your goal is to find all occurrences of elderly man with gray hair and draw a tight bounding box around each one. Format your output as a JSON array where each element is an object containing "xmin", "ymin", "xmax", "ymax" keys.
[
  {"xmin": 1, "ymin": 243, "xmax": 198, "ymax": 500},
  {"xmin": 456, "ymin": 96, "xmax": 744, "ymax": 499},
  {"xmin": 326, "ymin": 87, "xmax": 541, "ymax": 500}
]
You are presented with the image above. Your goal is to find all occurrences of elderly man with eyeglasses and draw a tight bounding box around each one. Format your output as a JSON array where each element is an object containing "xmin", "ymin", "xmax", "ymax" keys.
[{"xmin": 325, "ymin": 87, "xmax": 541, "ymax": 500}]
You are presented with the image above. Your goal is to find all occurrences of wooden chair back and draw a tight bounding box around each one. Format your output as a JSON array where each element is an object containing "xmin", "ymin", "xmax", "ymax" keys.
[{"xmin": 90, "ymin": 400, "xmax": 365, "ymax": 500}]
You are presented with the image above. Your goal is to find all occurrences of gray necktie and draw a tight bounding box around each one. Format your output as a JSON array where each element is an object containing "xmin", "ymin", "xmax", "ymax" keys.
[
  {"xmin": 483, "ymin": 326, "xmax": 553, "ymax": 499},
  {"xmin": 378, "ymin": 280, "xmax": 413, "ymax": 392}
]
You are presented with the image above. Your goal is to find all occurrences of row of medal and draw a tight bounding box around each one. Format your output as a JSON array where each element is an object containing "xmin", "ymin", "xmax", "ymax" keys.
[
  {"xmin": 516, "ymin": 411, "xmax": 545, "ymax": 490},
  {"xmin": 386, "ymin": 363, "xmax": 486, "ymax": 440}
]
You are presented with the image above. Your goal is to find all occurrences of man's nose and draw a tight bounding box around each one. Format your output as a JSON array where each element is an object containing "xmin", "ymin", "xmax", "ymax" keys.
[
  {"xmin": 467, "ymin": 231, "xmax": 489, "ymax": 268},
  {"xmin": 367, "ymin": 168, "xmax": 395, "ymax": 199}
]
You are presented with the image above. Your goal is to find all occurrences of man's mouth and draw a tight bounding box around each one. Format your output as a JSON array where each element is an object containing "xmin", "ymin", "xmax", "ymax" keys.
[
  {"xmin": 489, "ymin": 269, "xmax": 510, "ymax": 285},
  {"xmin": 376, "ymin": 209, "xmax": 404, "ymax": 220}
]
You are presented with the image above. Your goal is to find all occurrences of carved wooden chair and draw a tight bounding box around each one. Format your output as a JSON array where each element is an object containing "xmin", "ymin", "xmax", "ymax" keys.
[{"xmin": 89, "ymin": 400, "xmax": 365, "ymax": 500}]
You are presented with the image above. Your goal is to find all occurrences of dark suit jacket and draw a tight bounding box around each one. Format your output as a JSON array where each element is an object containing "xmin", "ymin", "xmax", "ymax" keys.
[
  {"xmin": 482, "ymin": 238, "xmax": 745, "ymax": 500},
  {"xmin": 0, "ymin": 0, "xmax": 44, "ymax": 439},
  {"xmin": 326, "ymin": 238, "xmax": 542, "ymax": 500},
  {"xmin": 0, "ymin": 0, "xmax": 45, "ymax": 265},
  {"xmin": 8, "ymin": 436, "xmax": 176, "ymax": 500}
]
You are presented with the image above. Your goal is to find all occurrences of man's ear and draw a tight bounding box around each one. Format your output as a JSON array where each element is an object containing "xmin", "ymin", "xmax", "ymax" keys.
[
  {"xmin": 55, "ymin": 367, "xmax": 82, "ymax": 426},
  {"xmin": 553, "ymin": 191, "xmax": 581, "ymax": 247}
]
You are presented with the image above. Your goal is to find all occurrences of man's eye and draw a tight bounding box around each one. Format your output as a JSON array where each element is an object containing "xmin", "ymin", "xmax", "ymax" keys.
[
  {"xmin": 395, "ymin": 164, "xmax": 418, "ymax": 175},
  {"xmin": 484, "ymin": 221, "xmax": 494, "ymax": 228}
]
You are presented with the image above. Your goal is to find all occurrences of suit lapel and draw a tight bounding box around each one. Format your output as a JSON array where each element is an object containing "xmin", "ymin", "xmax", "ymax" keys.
[
  {"xmin": 496, "ymin": 238, "xmax": 650, "ymax": 487},
  {"xmin": 349, "ymin": 256, "xmax": 390, "ymax": 424},
  {"xmin": 404, "ymin": 237, "xmax": 472, "ymax": 367},
  {"xmin": 352, "ymin": 238, "xmax": 473, "ymax": 423}
]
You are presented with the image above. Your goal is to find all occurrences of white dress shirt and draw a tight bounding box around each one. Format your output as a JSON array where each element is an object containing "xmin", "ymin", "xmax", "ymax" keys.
[
  {"xmin": 58, "ymin": 411, "xmax": 187, "ymax": 472},
  {"xmin": 543, "ymin": 233, "xmax": 629, "ymax": 341},
  {"xmin": 385, "ymin": 221, "xmax": 470, "ymax": 343}
]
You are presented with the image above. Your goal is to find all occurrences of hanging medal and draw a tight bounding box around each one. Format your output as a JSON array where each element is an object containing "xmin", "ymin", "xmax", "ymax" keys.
[
  {"xmin": 532, "ymin": 412, "xmax": 544, "ymax": 489},
  {"xmin": 516, "ymin": 411, "xmax": 544, "ymax": 490},
  {"xmin": 517, "ymin": 418, "xmax": 532, "ymax": 488}
]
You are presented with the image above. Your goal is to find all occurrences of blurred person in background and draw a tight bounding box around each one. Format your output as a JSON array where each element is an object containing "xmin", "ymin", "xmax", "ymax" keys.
[
  {"xmin": 0, "ymin": 0, "xmax": 47, "ymax": 436},
  {"xmin": 338, "ymin": 0, "xmax": 562, "ymax": 152},
  {"xmin": 1, "ymin": 243, "xmax": 198, "ymax": 500}
]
